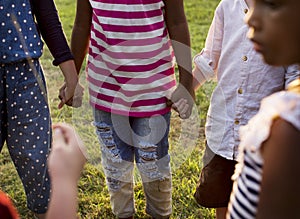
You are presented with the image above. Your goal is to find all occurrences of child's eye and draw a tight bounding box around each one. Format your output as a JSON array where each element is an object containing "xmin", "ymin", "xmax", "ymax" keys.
[{"xmin": 263, "ymin": 0, "xmax": 280, "ymax": 9}]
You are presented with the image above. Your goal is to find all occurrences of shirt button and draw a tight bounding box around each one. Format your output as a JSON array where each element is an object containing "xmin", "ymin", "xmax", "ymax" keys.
[
  {"xmin": 238, "ymin": 88, "xmax": 243, "ymax": 94},
  {"xmin": 234, "ymin": 120, "xmax": 240, "ymax": 125},
  {"xmin": 242, "ymin": 56, "xmax": 248, "ymax": 61},
  {"xmin": 244, "ymin": 8, "xmax": 248, "ymax": 14}
]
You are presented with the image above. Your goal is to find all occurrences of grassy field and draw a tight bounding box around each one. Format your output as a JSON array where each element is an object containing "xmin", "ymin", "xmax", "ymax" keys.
[{"xmin": 0, "ymin": 0, "xmax": 220, "ymax": 218}]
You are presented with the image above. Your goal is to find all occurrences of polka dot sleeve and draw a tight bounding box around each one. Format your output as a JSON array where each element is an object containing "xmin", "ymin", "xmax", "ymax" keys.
[{"xmin": 30, "ymin": 0, "xmax": 74, "ymax": 66}]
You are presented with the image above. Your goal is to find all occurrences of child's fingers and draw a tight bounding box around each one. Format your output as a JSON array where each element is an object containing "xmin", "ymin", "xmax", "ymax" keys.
[
  {"xmin": 173, "ymin": 99, "xmax": 188, "ymax": 113},
  {"xmin": 53, "ymin": 123, "xmax": 74, "ymax": 143},
  {"xmin": 52, "ymin": 127, "xmax": 66, "ymax": 146},
  {"xmin": 172, "ymin": 99, "xmax": 191, "ymax": 119},
  {"xmin": 64, "ymin": 84, "xmax": 84, "ymax": 108},
  {"xmin": 179, "ymin": 104, "xmax": 189, "ymax": 117},
  {"xmin": 53, "ymin": 123, "xmax": 88, "ymax": 160},
  {"xmin": 58, "ymin": 99, "xmax": 65, "ymax": 109},
  {"xmin": 52, "ymin": 128, "xmax": 66, "ymax": 154},
  {"xmin": 67, "ymin": 96, "xmax": 82, "ymax": 108},
  {"xmin": 58, "ymin": 91, "xmax": 66, "ymax": 109}
]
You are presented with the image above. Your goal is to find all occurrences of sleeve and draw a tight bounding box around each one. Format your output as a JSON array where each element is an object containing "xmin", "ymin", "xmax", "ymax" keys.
[
  {"xmin": 284, "ymin": 64, "xmax": 300, "ymax": 88},
  {"xmin": 193, "ymin": 4, "xmax": 224, "ymax": 82},
  {"xmin": 30, "ymin": 0, "xmax": 74, "ymax": 66}
]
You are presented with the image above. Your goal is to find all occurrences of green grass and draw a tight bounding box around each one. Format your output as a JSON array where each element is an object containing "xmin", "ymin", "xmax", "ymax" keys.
[{"xmin": 0, "ymin": 0, "xmax": 220, "ymax": 218}]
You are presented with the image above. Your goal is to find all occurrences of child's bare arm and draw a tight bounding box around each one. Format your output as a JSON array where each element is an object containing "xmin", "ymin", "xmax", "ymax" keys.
[
  {"xmin": 46, "ymin": 123, "xmax": 87, "ymax": 219},
  {"xmin": 71, "ymin": 0, "xmax": 93, "ymax": 73},
  {"xmin": 163, "ymin": 0, "xmax": 195, "ymax": 119},
  {"xmin": 257, "ymin": 118, "xmax": 300, "ymax": 219}
]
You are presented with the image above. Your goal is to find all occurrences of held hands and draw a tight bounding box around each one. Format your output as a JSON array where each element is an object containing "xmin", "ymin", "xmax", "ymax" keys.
[
  {"xmin": 57, "ymin": 60, "xmax": 84, "ymax": 109},
  {"xmin": 167, "ymin": 83, "xmax": 195, "ymax": 119},
  {"xmin": 48, "ymin": 123, "xmax": 87, "ymax": 182},
  {"xmin": 58, "ymin": 82, "xmax": 84, "ymax": 109}
]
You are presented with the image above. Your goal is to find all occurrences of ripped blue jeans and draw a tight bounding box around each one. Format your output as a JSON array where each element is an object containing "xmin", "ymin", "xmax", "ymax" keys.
[{"xmin": 93, "ymin": 109, "xmax": 172, "ymax": 219}]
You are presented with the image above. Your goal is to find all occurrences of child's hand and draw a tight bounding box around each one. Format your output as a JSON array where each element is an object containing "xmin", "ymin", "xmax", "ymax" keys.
[
  {"xmin": 57, "ymin": 60, "xmax": 84, "ymax": 109},
  {"xmin": 167, "ymin": 98, "xmax": 190, "ymax": 118},
  {"xmin": 173, "ymin": 98, "xmax": 190, "ymax": 118},
  {"xmin": 48, "ymin": 123, "xmax": 87, "ymax": 182},
  {"xmin": 167, "ymin": 84, "xmax": 195, "ymax": 119},
  {"xmin": 58, "ymin": 82, "xmax": 84, "ymax": 109}
]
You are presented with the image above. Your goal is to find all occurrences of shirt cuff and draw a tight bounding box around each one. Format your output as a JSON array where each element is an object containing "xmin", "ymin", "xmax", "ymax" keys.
[
  {"xmin": 52, "ymin": 53, "xmax": 74, "ymax": 66},
  {"xmin": 193, "ymin": 54, "xmax": 215, "ymax": 81}
]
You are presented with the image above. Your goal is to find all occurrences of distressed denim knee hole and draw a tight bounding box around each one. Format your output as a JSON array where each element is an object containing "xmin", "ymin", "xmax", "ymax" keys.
[
  {"xmin": 138, "ymin": 142, "xmax": 158, "ymax": 161},
  {"xmin": 95, "ymin": 122, "xmax": 122, "ymax": 162},
  {"xmin": 107, "ymin": 177, "xmax": 121, "ymax": 191}
]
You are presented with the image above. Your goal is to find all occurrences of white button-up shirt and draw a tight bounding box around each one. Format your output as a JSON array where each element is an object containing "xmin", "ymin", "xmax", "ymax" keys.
[{"xmin": 193, "ymin": 0, "xmax": 299, "ymax": 160}]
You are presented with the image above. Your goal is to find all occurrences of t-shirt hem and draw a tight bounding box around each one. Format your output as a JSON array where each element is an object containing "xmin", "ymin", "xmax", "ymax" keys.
[{"xmin": 91, "ymin": 101, "xmax": 171, "ymax": 117}]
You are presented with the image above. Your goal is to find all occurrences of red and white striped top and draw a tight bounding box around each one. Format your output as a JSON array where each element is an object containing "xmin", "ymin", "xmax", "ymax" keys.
[{"xmin": 87, "ymin": 0, "xmax": 176, "ymax": 117}]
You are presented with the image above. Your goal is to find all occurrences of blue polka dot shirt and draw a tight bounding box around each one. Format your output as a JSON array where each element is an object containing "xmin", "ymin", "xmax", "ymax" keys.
[{"xmin": 0, "ymin": 0, "xmax": 73, "ymax": 66}]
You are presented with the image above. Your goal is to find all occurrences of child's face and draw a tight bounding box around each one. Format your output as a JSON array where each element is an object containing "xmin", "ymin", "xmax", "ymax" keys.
[{"xmin": 246, "ymin": 0, "xmax": 300, "ymax": 66}]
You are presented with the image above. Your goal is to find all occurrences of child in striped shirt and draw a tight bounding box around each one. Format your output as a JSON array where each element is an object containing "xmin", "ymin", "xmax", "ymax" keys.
[{"xmin": 71, "ymin": 0, "xmax": 194, "ymax": 218}]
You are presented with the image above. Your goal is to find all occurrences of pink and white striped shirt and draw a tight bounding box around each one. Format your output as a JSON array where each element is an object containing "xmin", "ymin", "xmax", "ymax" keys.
[{"xmin": 87, "ymin": 0, "xmax": 176, "ymax": 117}]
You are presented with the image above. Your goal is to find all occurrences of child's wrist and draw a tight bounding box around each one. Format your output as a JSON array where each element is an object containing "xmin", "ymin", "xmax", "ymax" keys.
[{"xmin": 65, "ymin": 77, "xmax": 79, "ymax": 87}]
